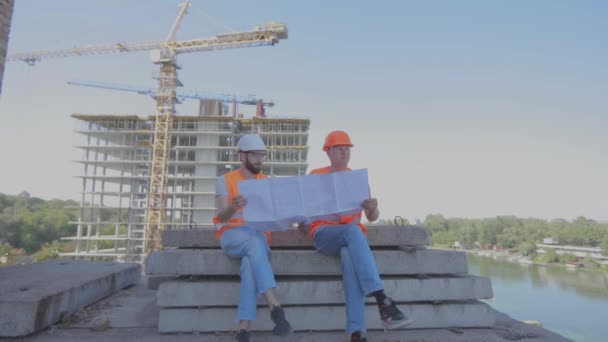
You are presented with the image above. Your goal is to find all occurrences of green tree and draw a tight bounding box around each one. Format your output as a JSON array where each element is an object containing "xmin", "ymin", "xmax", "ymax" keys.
[
  {"xmin": 477, "ymin": 220, "xmax": 498, "ymax": 246},
  {"xmin": 497, "ymin": 230, "xmax": 520, "ymax": 249},
  {"xmin": 430, "ymin": 230, "xmax": 456, "ymax": 247},
  {"xmin": 0, "ymin": 243, "xmax": 26, "ymax": 267},
  {"xmin": 0, "ymin": 193, "xmax": 78, "ymax": 254},
  {"xmin": 518, "ymin": 241, "xmax": 537, "ymax": 256},
  {"xmin": 455, "ymin": 225, "xmax": 477, "ymax": 249},
  {"xmin": 582, "ymin": 255, "xmax": 600, "ymax": 269},
  {"xmin": 33, "ymin": 241, "xmax": 74, "ymax": 262},
  {"xmin": 600, "ymin": 234, "xmax": 608, "ymax": 257},
  {"xmin": 423, "ymin": 214, "xmax": 448, "ymax": 234},
  {"xmin": 542, "ymin": 248, "xmax": 559, "ymax": 263},
  {"xmin": 558, "ymin": 253, "xmax": 578, "ymax": 264},
  {"xmin": 32, "ymin": 241, "xmax": 63, "ymax": 263}
]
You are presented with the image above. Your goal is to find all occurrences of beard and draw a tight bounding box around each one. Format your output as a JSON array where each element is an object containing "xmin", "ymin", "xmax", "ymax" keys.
[{"xmin": 245, "ymin": 157, "xmax": 262, "ymax": 174}]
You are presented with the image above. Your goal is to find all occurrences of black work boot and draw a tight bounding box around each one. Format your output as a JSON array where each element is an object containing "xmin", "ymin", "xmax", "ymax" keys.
[
  {"xmin": 270, "ymin": 306, "xmax": 293, "ymax": 336},
  {"xmin": 351, "ymin": 330, "xmax": 368, "ymax": 342},
  {"xmin": 378, "ymin": 297, "xmax": 413, "ymax": 329},
  {"xmin": 235, "ymin": 329, "xmax": 252, "ymax": 342}
]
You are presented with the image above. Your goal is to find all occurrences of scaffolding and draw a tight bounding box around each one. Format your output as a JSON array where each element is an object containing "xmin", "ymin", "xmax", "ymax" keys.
[{"xmin": 61, "ymin": 114, "xmax": 310, "ymax": 263}]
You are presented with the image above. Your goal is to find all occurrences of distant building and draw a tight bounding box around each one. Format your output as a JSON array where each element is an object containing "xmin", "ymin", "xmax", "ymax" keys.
[
  {"xmin": 537, "ymin": 243, "xmax": 608, "ymax": 265},
  {"xmin": 17, "ymin": 191, "xmax": 30, "ymax": 198},
  {"xmin": 543, "ymin": 237, "xmax": 559, "ymax": 245}
]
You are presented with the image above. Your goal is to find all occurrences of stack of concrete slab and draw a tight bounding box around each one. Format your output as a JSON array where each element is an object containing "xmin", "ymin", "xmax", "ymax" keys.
[
  {"xmin": 0, "ymin": 260, "xmax": 140, "ymax": 337},
  {"xmin": 146, "ymin": 226, "xmax": 495, "ymax": 333}
]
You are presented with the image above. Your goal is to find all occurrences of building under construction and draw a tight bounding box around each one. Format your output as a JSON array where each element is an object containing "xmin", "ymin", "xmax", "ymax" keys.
[
  {"xmin": 0, "ymin": 0, "xmax": 15, "ymax": 94},
  {"xmin": 62, "ymin": 110, "xmax": 310, "ymax": 263}
]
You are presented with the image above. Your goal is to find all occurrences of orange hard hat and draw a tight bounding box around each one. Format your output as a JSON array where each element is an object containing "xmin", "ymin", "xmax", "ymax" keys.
[{"xmin": 323, "ymin": 131, "xmax": 353, "ymax": 151}]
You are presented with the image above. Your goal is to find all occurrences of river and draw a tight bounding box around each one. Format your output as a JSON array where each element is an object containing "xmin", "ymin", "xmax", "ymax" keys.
[{"xmin": 467, "ymin": 253, "xmax": 608, "ymax": 342}]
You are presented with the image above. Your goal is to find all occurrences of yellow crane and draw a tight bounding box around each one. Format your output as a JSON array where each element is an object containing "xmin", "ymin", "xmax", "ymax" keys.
[{"xmin": 8, "ymin": 1, "xmax": 288, "ymax": 258}]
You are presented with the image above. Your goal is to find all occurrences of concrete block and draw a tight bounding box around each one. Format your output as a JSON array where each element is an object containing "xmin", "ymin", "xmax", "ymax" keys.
[
  {"xmin": 158, "ymin": 301, "xmax": 495, "ymax": 332},
  {"xmin": 0, "ymin": 260, "xmax": 140, "ymax": 337},
  {"xmin": 157, "ymin": 275, "xmax": 492, "ymax": 307},
  {"xmin": 145, "ymin": 249, "xmax": 468, "ymax": 276},
  {"xmin": 146, "ymin": 276, "xmax": 178, "ymax": 290},
  {"xmin": 161, "ymin": 225, "xmax": 429, "ymax": 248}
]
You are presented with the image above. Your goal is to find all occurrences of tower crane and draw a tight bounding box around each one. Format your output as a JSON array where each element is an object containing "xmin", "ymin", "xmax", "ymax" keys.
[
  {"xmin": 67, "ymin": 79, "xmax": 275, "ymax": 117},
  {"xmin": 8, "ymin": 1, "xmax": 288, "ymax": 258}
]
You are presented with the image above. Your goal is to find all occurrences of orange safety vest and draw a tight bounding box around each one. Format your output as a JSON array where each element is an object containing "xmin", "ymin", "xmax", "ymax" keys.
[
  {"xmin": 213, "ymin": 169, "xmax": 271, "ymax": 243},
  {"xmin": 308, "ymin": 167, "xmax": 368, "ymax": 238}
]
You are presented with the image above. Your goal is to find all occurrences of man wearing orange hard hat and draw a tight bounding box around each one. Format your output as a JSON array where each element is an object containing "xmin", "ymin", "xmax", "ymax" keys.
[{"xmin": 302, "ymin": 130, "xmax": 412, "ymax": 342}]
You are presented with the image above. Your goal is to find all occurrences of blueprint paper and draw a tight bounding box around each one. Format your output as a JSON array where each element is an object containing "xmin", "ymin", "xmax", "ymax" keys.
[{"xmin": 238, "ymin": 169, "xmax": 370, "ymax": 232}]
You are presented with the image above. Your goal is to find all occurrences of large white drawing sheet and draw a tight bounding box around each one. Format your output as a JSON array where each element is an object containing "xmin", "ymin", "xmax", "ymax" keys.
[{"xmin": 238, "ymin": 169, "xmax": 370, "ymax": 232}]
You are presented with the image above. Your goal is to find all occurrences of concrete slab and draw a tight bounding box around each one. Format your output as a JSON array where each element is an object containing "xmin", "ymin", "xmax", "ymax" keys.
[
  {"xmin": 0, "ymin": 260, "xmax": 140, "ymax": 337},
  {"xmin": 58, "ymin": 283, "xmax": 159, "ymax": 330},
  {"xmin": 158, "ymin": 301, "xmax": 496, "ymax": 332},
  {"xmin": 22, "ymin": 278, "xmax": 573, "ymax": 342},
  {"xmin": 146, "ymin": 276, "xmax": 178, "ymax": 290},
  {"xmin": 157, "ymin": 275, "xmax": 492, "ymax": 307},
  {"xmin": 145, "ymin": 249, "xmax": 468, "ymax": 276},
  {"xmin": 161, "ymin": 225, "xmax": 430, "ymax": 248}
]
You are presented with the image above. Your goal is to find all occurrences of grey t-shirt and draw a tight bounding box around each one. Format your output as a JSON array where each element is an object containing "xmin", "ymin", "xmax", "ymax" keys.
[{"xmin": 215, "ymin": 175, "xmax": 228, "ymax": 196}]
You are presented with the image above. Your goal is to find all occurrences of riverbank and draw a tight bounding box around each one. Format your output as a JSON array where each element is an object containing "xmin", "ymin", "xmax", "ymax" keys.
[{"xmin": 432, "ymin": 245, "xmax": 608, "ymax": 273}]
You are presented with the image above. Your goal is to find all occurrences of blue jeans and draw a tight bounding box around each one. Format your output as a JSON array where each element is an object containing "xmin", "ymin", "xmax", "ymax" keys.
[
  {"xmin": 313, "ymin": 224, "xmax": 384, "ymax": 333},
  {"xmin": 220, "ymin": 226, "xmax": 277, "ymax": 321}
]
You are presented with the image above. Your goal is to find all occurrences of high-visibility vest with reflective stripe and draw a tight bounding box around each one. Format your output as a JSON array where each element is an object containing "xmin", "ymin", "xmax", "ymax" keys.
[
  {"xmin": 213, "ymin": 170, "xmax": 271, "ymax": 243},
  {"xmin": 308, "ymin": 167, "xmax": 367, "ymax": 238}
]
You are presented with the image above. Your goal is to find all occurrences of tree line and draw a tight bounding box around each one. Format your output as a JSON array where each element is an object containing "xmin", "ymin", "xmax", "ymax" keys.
[
  {"xmin": 2, "ymin": 191, "xmax": 608, "ymax": 265},
  {"xmin": 0, "ymin": 193, "xmax": 78, "ymax": 265},
  {"xmin": 417, "ymin": 214, "xmax": 608, "ymax": 256}
]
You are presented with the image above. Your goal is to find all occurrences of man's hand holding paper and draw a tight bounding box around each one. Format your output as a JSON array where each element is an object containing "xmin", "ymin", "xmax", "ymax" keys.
[{"xmin": 238, "ymin": 169, "xmax": 370, "ymax": 232}]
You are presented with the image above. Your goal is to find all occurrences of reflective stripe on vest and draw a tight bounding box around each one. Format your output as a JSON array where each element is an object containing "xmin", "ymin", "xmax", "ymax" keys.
[
  {"xmin": 213, "ymin": 170, "xmax": 271, "ymax": 242},
  {"xmin": 309, "ymin": 167, "xmax": 368, "ymax": 237}
]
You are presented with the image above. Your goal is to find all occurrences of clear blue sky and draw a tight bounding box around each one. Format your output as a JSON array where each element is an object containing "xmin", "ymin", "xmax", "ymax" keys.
[{"xmin": 1, "ymin": 0, "xmax": 607, "ymax": 222}]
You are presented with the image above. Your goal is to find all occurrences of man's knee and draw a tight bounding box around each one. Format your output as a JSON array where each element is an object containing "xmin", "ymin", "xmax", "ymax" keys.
[
  {"xmin": 344, "ymin": 224, "xmax": 364, "ymax": 238},
  {"xmin": 245, "ymin": 234, "xmax": 268, "ymax": 257}
]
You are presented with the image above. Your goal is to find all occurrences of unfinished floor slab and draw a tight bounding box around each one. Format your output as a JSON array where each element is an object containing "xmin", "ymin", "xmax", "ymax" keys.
[{"xmin": 0, "ymin": 260, "xmax": 140, "ymax": 337}]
